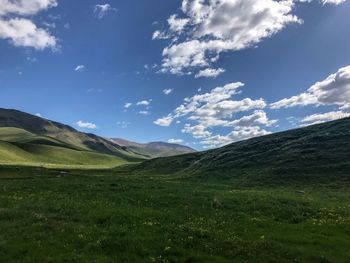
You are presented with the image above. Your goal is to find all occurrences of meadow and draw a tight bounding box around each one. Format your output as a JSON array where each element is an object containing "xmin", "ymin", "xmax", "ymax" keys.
[{"xmin": 0, "ymin": 166, "xmax": 349, "ymax": 263}]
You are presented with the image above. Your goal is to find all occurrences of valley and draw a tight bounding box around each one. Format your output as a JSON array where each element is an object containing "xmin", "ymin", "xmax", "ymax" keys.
[{"xmin": 0, "ymin": 110, "xmax": 349, "ymax": 262}]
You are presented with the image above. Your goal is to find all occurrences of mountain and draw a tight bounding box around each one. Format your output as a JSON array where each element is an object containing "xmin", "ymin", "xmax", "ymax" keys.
[
  {"xmin": 0, "ymin": 108, "xmax": 145, "ymax": 165},
  {"xmin": 0, "ymin": 127, "xmax": 130, "ymax": 167},
  {"xmin": 130, "ymin": 117, "xmax": 350, "ymax": 183},
  {"xmin": 110, "ymin": 138, "xmax": 195, "ymax": 158}
]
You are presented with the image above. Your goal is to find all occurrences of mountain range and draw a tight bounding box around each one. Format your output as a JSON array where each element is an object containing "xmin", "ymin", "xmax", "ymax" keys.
[
  {"xmin": 0, "ymin": 108, "xmax": 195, "ymax": 167},
  {"xmin": 110, "ymin": 138, "xmax": 195, "ymax": 158},
  {"xmin": 1, "ymin": 107, "xmax": 350, "ymax": 184}
]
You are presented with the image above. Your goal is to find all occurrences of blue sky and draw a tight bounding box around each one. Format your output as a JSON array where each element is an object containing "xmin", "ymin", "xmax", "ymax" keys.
[{"xmin": 0, "ymin": 0, "xmax": 349, "ymax": 149}]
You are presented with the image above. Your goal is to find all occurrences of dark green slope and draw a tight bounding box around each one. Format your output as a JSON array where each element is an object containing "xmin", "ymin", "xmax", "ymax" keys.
[
  {"xmin": 132, "ymin": 117, "xmax": 350, "ymax": 182},
  {"xmin": 0, "ymin": 108, "xmax": 144, "ymax": 161}
]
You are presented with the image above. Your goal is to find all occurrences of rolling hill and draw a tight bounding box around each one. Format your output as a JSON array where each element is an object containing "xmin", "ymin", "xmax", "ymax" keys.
[
  {"xmin": 110, "ymin": 138, "xmax": 195, "ymax": 158},
  {"xmin": 0, "ymin": 127, "xmax": 130, "ymax": 168},
  {"xmin": 131, "ymin": 117, "xmax": 350, "ymax": 183},
  {"xmin": 0, "ymin": 108, "xmax": 143, "ymax": 161}
]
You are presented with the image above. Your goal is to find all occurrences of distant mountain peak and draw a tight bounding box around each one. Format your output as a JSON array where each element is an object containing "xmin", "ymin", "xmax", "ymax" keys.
[{"xmin": 110, "ymin": 138, "xmax": 195, "ymax": 158}]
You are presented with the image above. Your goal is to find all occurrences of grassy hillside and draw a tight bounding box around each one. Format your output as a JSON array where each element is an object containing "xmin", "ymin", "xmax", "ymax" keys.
[
  {"xmin": 0, "ymin": 127, "xmax": 130, "ymax": 168},
  {"xmin": 132, "ymin": 117, "xmax": 350, "ymax": 183},
  {"xmin": 0, "ymin": 118, "xmax": 349, "ymax": 262},
  {"xmin": 0, "ymin": 108, "xmax": 144, "ymax": 161},
  {"xmin": 110, "ymin": 138, "xmax": 196, "ymax": 158}
]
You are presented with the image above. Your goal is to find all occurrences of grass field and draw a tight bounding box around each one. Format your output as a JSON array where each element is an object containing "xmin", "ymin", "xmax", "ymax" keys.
[{"xmin": 0, "ymin": 167, "xmax": 349, "ymax": 263}]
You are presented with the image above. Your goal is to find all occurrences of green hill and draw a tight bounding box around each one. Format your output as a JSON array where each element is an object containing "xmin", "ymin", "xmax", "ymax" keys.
[
  {"xmin": 131, "ymin": 117, "xmax": 350, "ymax": 183},
  {"xmin": 0, "ymin": 108, "xmax": 146, "ymax": 163},
  {"xmin": 0, "ymin": 127, "xmax": 129, "ymax": 168}
]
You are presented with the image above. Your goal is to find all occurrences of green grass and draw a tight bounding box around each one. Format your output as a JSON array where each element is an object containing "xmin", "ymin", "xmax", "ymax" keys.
[
  {"xmin": 0, "ymin": 168, "xmax": 349, "ymax": 262},
  {"xmin": 0, "ymin": 140, "xmax": 127, "ymax": 168},
  {"xmin": 1, "ymin": 117, "xmax": 350, "ymax": 262}
]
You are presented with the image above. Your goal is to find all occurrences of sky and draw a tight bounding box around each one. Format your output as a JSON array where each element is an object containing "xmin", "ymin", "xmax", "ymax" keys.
[{"xmin": 0, "ymin": 0, "xmax": 349, "ymax": 150}]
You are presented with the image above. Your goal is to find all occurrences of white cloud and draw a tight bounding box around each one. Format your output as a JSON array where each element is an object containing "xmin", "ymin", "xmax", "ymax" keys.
[
  {"xmin": 300, "ymin": 111, "xmax": 350, "ymax": 126},
  {"xmin": 226, "ymin": 110, "xmax": 277, "ymax": 127},
  {"xmin": 0, "ymin": 18, "xmax": 56, "ymax": 49},
  {"xmin": 167, "ymin": 138, "xmax": 184, "ymax": 144},
  {"xmin": 155, "ymin": 82, "xmax": 275, "ymax": 148},
  {"xmin": 321, "ymin": 0, "xmax": 346, "ymax": 4},
  {"xmin": 200, "ymin": 126, "xmax": 271, "ymax": 148},
  {"xmin": 94, "ymin": 4, "xmax": 117, "ymax": 19},
  {"xmin": 182, "ymin": 124, "xmax": 212, "ymax": 139},
  {"xmin": 195, "ymin": 68, "xmax": 225, "ymax": 78},
  {"xmin": 154, "ymin": 0, "xmax": 347, "ymax": 76},
  {"xmin": 270, "ymin": 65, "xmax": 350, "ymax": 109},
  {"xmin": 167, "ymin": 14, "xmax": 189, "ymax": 33},
  {"xmin": 163, "ymin": 88, "xmax": 173, "ymax": 95},
  {"xmin": 0, "ymin": 0, "xmax": 57, "ymax": 49},
  {"xmin": 139, "ymin": 110, "xmax": 150, "ymax": 115},
  {"xmin": 152, "ymin": 30, "xmax": 169, "ymax": 40},
  {"xmin": 154, "ymin": 115, "xmax": 173, "ymax": 126},
  {"xmin": 117, "ymin": 121, "xmax": 130, "ymax": 128},
  {"xmin": 0, "ymin": 0, "xmax": 57, "ymax": 16},
  {"xmin": 154, "ymin": 0, "xmax": 302, "ymax": 76},
  {"xmin": 75, "ymin": 120, "xmax": 97, "ymax": 129},
  {"xmin": 35, "ymin": 113, "xmax": 42, "ymax": 117},
  {"xmin": 124, "ymin": 102, "xmax": 132, "ymax": 108},
  {"xmin": 136, "ymin": 100, "xmax": 152, "ymax": 106},
  {"xmin": 75, "ymin": 65, "xmax": 85, "ymax": 72}
]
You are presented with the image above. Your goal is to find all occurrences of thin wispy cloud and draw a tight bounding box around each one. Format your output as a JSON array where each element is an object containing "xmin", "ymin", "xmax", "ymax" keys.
[
  {"xmin": 136, "ymin": 100, "xmax": 152, "ymax": 106},
  {"xmin": 163, "ymin": 89, "xmax": 173, "ymax": 95},
  {"xmin": 167, "ymin": 138, "xmax": 184, "ymax": 144},
  {"xmin": 75, "ymin": 65, "xmax": 85, "ymax": 72},
  {"xmin": 117, "ymin": 121, "xmax": 131, "ymax": 128},
  {"xmin": 94, "ymin": 4, "xmax": 117, "ymax": 19}
]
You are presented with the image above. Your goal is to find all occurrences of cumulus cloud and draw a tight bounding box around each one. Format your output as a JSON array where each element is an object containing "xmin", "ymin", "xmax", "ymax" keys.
[
  {"xmin": 0, "ymin": 0, "xmax": 57, "ymax": 49},
  {"xmin": 270, "ymin": 65, "xmax": 350, "ymax": 109},
  {"xmin": 0, "ymin": 18, "xmax": 56, "ymax": 49},
  {"xmin": 200, "ymin": 126, "xmax": 271, "ymax": 148},
  {"xmin": 0, "ymin": 0, "xmax": 57, "ymax": 16},
  {"xmin": 154, "ymin": 115, "xmax": 173, "ymax": 127},
  {"xmin": 153, "ymin": 0, "xmax": 347, "ymax": 77},
  {"xmin": 167, "ymin": 14, "xmax": 189, "ymax": 33},
  {"xmin": 167, "ymin": 138, "xmax": 184, "ymax": 144},
  {"xmin": 300, "ymin": 111, "xmax": 350, "ymax": 126},
  {"xmin": 75, "ymin": 120, "xmax": 97, "ymax": 129},
  {"xmin": 163, "ymin": 88, "xmax": 173, "ymax": 95},
  {"xmin": 75, "ymin": 65, "xmax": 85, "ymax": 72},
  {"xmin": 195, "ymin": 68, "xmax": 225, "ymax": 78},
  {"xmin": 94, "ymin": 4, "xmax": 117, "ymax": 19},
  {"xmin": 155, "ymin": 82, "xmax": 275, "ymax": 148},
  {"xmin": 154, "ymin": 0, "xmax": 302, "ymax": 76}
]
